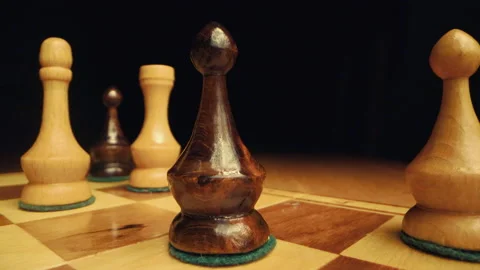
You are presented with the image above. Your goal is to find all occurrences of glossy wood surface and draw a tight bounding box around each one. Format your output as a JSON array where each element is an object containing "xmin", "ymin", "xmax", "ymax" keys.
[
  {"xmin": 18, "ymin": 203, "xmax": 176, "ymax": 260},
  {"xmin": 402, "ymin": 29, "xmax": 480, "ymax": 250},
  {"xmin": 167, "ymin": 22, "xmax": 270, "ymax": 254},
  {"xmin": 261, "ymin": 200, "xmax": 392, "ymax": 253},
  {"xmin": 258, "ymin": 155, "xmax": 415, "ymax": 207},
  {"xmin": 2, "ymin": 157, "xmax": 480, "ymax": 269},
  {"xmin": 322, "ymin": 256, "xmax": 397, "ymax": 270},
  {"xmin": 89, "ymin": 87, "xmax": 134, "ymax": 178}
]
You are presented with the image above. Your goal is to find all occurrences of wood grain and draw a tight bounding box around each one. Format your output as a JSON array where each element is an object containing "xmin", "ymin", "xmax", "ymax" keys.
[
  {"xmin": 259, "ymin": 200, "xmax": 393, "ymax": 253},
  {"xmin": 0, "ymin": 225, "xmax": 64, "ymax": 269},
  {"xmin": 47, "ymin": 265, "xmax": 75, "ymax": 270},
  {"xmin": 0, "ymin": 215, "xmax": 12, "ymax": 226},
  {"xmin": 1, "ymin": 169, "xmax": 478, "ymax": 269},
  {"xmin": 342, "ymin": 216, "xmax": 477, "ymax": 270},
  {"xmin": 1, "ymin": 155, "xmax": 417, "ymax": 208},
  {"xmin": 68, "ymin": 234, "xmax": 338, "ymax": 270},
  {"xmin": 18, "ymin": 203, "xmax": 176, "ymax": 260},
  {"xmin": 0, "ymin": 184, "xmax": 23, "ymax": 200},
  {"xmin": 258, "ymin": 154, "xmax": 415, "ymax": 207},
  {"xmin": 321, "ymin": 256, "xmax": 398, "ymax": 270}
]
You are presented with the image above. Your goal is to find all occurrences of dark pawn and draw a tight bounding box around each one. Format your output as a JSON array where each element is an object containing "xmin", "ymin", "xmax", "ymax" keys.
[
  {"xmin": 167, "ymin": 22, "xmax": 271, "ymax": 254},
  {"xmin": 88, "ymin": 86, "xmax": 134, "ymax": 181}
]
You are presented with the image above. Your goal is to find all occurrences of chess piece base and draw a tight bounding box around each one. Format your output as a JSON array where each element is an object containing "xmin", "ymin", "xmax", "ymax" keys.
[
  {"xmin": 89, "ymin": 163, "xmax": 132, "ymax": 178},
  {"xmin": 126, "ymin": 185, "xmax": 169, "ymax": 193},
  {"xmin": 19, "ymin": 196, "xmax": 95, "ymax": 212},
  {"xmin": 19, "ymin": 181, "xmax": 94, "ymax": 211},
  {"xmin": 400, "ymin": 231, "xmax": 480, "ymax": 263},
  {"xmin": 169, "ymin": 234, "xmax": 276, "ymax": 267},
  {"xmin": 128, "ymin": 167, "xmax": 169, "ymax": 189},
  {"xmin": 88, "ymin": 175, "xmax": 130, "ymax": 183},
  {"xmin": 169, "ymin": 210, "xmax": 271, "ymax": 254},
  {"xmin": 89, "ymin": 143, "xmax": 134, "ymax": 181},
  {"xmin": 88, "ymin": 162, "xmax": 132, "ymax": 182},
  {"xmin": 402, "ymin": 205, "xmax": 480, "ymax": 251}
]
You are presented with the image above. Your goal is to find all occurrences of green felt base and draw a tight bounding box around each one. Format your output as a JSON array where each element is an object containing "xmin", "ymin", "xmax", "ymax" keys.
[
  {"xmin": 400, "ymin": 231, "xmax": 480, "ymax": 263},
  {"xmin": 87, "ymin": 175, "xmax": 130, "ymax": 182},
  {"xmin": 169, "ymin": 235, "xmax": 277, "ymax": 267},
  {"xmin": 18, "ymin": 196, "xmax": 96, "ymax": 212},
  {"xmin": 125, "ymin": 185, "xmax": 169, "ymax": 193}
]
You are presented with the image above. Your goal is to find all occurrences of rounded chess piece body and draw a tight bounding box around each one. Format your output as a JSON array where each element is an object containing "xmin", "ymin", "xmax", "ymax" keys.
[
  {"xmin": 402, "ymin": 29, "xmax": 480, "ymax": 251},
  {"xmin": 128, "ymin": 65, "xmax": 180, "ymax": 192},
  {"xmin": 20, "ymin": 37, "xmax": 94, "ymax": 210},
  {"xmin": 88, "ymin": 86, "xmax": 134, "ymax": 181},
  {"xmin": 167, "ymin": 22, "xmax": 271, "ymax": 254}
]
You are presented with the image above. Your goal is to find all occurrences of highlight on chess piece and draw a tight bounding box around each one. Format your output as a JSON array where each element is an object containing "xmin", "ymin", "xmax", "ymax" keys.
[
  {"xmin": 401, "ymin": 29, "xmax": 480, "ymax": 262},
  {"xmin": 19, "ymin": 37, "xmax": 95, "ymax": 211},
  {"xmin": 88, "ymin": 86, "xmax": 134, "ymax": 182},
  {"xmin": 167, "ymin": 22, "xmax": 276, "ymax": 267},
  {"xmin": 127, "ymin": 64, "xmax": 181, "ymax": 193}
]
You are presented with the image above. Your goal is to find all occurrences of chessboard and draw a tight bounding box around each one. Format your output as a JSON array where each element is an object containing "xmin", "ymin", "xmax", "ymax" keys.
[{"xmin": 1, "ymin": 156, "xmax": 477, "ymax": 270}]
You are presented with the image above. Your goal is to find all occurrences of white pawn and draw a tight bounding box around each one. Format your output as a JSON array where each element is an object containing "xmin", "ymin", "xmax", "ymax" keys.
[
  {"xmin": 20, "ymin": 37, "xmax": 94, "ymax": 211},
  {"xmin": 127, "ymin": 65, "xmax": 180, "ymax": 192},
  {"xmin": 401, "ymin": 29, "xmax": 480, "ymax": 261}
]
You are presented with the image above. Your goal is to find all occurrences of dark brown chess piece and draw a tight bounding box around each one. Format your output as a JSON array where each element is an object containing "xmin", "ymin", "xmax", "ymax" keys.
[
  {"xmin": 167, "ymin": 22, "xmax": 274, "ymax": 262},
  {"xmin": 88, "ymin": 86, "xmax": 134, "ymax": 182}
]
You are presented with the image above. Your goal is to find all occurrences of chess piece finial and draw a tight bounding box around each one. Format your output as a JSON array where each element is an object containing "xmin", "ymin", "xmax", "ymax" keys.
[
  {"xmin": 39, "ymin": 37, "xmax": 73, "ymax": 69},
  {"xmin": 20, "ymin": 37, "xmax": 95, "ymax": 211},
  {"xmin": 103, "ymin": 86, "xmax": 123, "ymax": 107},
  {"xmin": 401, "ymin": 29, "xmax": 480, "ymax": 259},
  {"xmin": 190, "ymin": 21, "xmax": 238, "ymax": 75},
  {"xmin": 167, "ymin": 22, "xmax": 272, "ymax": 255},
  {"xmin": 88, "ymin": 86, "xmax": 134, "ymax": 182},
  {"xmin": 429, "ymin": 29, "xmax": 480, "ymax": 80},
  {"xmin": 128, "ymin": 64, "xmax": 180, "ymax": 192}
]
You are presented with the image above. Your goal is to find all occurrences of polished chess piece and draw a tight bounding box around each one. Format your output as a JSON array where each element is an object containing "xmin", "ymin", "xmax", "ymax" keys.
[
  {"xmin": 128, "ymin": 65, "xmax": 181, "ymax": 192},
  {"xmin": 20, "ymin": 37, "xmax": 95, "ymax": 211},
  {"xmin": 401, "ymin": 29, "xmax": 480, "ymax": 262},
  {"xmin": 88, "ymin": 86, "xmax": 134, "ymax": 182},
  {"xmin": 167, "ymin": 22, "xmax": 275, "ymax": 266}
]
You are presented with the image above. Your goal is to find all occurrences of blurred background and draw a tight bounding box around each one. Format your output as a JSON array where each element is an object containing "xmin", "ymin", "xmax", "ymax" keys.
[{"xmin": 1, "ymin": 1, "xmax": 480, "ymax": 172}]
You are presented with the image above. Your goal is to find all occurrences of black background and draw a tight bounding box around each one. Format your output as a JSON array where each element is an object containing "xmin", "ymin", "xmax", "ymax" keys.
[{"xmin": 1, "ymin": 1, "xmax": 480, "ymax": 171}]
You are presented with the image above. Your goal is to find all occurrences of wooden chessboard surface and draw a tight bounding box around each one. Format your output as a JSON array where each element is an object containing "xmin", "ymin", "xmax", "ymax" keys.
[{"xmin": 0, "ymin": 156, "xmax": 478, "ymax": 270}]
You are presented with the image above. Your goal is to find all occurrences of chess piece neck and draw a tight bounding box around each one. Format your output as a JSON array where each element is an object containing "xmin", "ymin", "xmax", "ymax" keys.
[
  {"xmin": 104, "ymin": 107, "xmax": 126, "ymax": 144},
  {"xmin": 38, "ymin": 72, "xmax": 74, "ymax": 139},
  {"xmin": 197, "ymin": 74, "xmax": 237, "ymax": 132},
  {"xmin": 138, "ymin": 76, "xmax": 175, "ymax": 144},
  {"xmin": 182, "ymin": 75, "xmax": 244, "ymax": 173},
  {"xmin": 439, "ymin": 78, "xmax": 477, "ymax": 124},
  {"xmin": 410, "ymin": 77, "xmax": 480, "ymax": 173},
  {"xmin": 199, "ymin": 75, "xmax": 234, "ymax": 123},
  {"xmin": 423, "ymin": 78, "xmax": 480, "ymax": 157}
]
